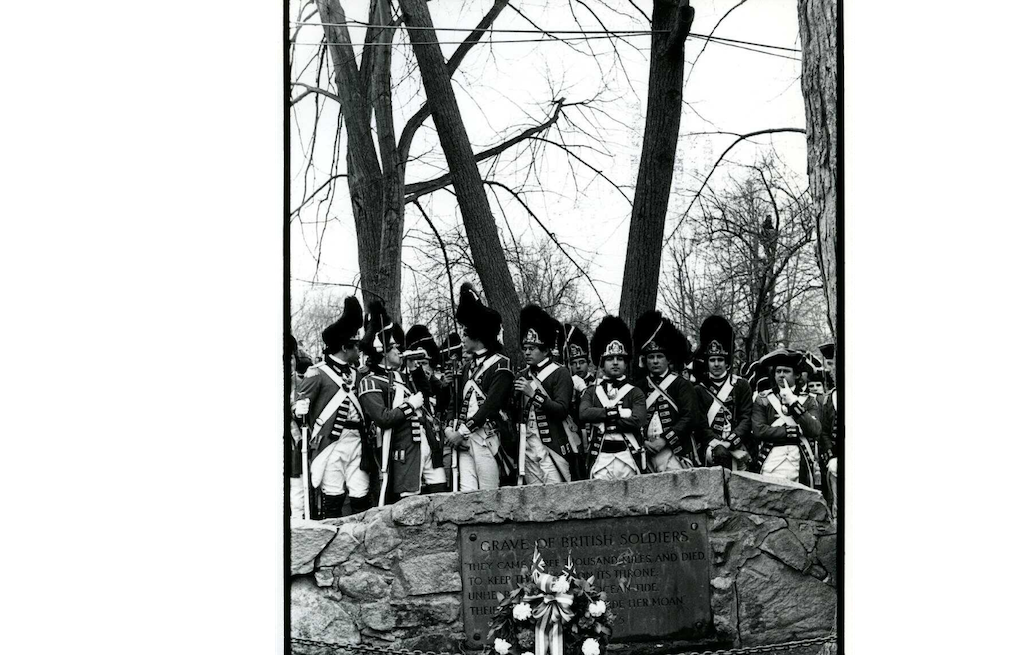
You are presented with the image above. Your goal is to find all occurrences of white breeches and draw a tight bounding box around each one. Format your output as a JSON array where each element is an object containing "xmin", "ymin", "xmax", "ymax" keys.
[
  {"xmin": 457, "ymin": 430, "xmax": 500, "ymax": 491},
  {"xmin": 590, "ymin": 450, "xmax": 639, "ymax": 480},
  {"xmin": 760, "ymin": 445, "xmax": 801, "ymax": 483},
  {"xmin": 289, "ymin": 478, "xmax": 306, "ymax": 519},
  {"xmin": 649, "ymin": 447, "xmax": 690, "ymax": 473},
  {"xmin": 317, "ymin": 433, "xmax": 370, "ymax": 498}
]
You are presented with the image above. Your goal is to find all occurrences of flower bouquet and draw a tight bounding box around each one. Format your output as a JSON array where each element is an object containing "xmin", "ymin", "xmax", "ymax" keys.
[{"xmin": 486, "ymin": 546, "xmax": 616, "ymax": 655}]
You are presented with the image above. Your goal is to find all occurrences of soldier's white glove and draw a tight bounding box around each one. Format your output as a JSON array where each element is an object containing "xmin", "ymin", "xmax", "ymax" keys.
[
  {"xmin": 294, "ymin": 398, "xmax": 311, "ymax": 418},
  {"xmin": 458, "ymin": 422, "xmax": 472, "ymax": 436},
  {"xmin": 779, "ymin": 379, "xmax": 798, "ymax": 406},
  {"xmin": 407, "ymin": 392, "xmax": 425, "ymax": 409},
  {"xmin": 618, "ymin": 408, "xmax": 632, "ymax": 419},
  {"xmin": 572, "ymin": 375, "xmax": 587, "ymax": 393}
]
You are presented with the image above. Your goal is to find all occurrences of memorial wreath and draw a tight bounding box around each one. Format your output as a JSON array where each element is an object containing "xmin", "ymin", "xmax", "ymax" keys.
[{"xmin": 486, "ymin": 546, "xmax": 616, "ymax": 655}]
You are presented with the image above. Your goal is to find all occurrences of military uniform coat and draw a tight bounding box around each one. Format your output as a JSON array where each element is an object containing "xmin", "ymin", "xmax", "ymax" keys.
[
  {"xmin": 515, "ymin": 358, "xmax": 576, "ymax": 478},
  {"xmin": 579, "ymin": 379, "xmax": 647, "ymax": 470},
  {"xmin": 359, "ymin": 367, "xmax": 443, "ymax": 497},
  {"xmin": 695, "ymin": 374, "xmax": 754, "ymax": 458},
  {"xmin": 637, "ymin": 372, "xmax": 706, "ymax": 465},
  {"xmin": 294, "ymin": 358, "xmax": 372, "ymax": 476},
  {"xmin": 751, "ymin": 388, "xmax": 822, "ymax": 486}
]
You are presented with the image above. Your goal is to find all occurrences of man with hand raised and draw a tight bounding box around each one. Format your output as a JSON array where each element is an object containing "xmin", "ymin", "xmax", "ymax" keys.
[{"xmin": 751, "ymin": 349, "xmax": 822, "ymax": 486}]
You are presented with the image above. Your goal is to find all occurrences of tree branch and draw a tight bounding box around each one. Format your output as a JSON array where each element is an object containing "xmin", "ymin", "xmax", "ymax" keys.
[{"xmin": 403, "ymin": 99, "xmax": 566, "ymax": 202}]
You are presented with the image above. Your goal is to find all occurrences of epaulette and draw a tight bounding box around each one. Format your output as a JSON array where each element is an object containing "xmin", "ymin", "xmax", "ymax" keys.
[
  {"xmin": 358, "ymin": 376, "xmax": 384, "ymax": 395},
  {"xmin": 494, "ymin": 355, "xmax": 511, "ymax": 372}
]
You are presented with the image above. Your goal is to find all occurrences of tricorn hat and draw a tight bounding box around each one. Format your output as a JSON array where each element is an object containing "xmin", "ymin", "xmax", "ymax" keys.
[
  {"xmin": 590, "ymin": 315, "xmax": 632, "ymax": 365},
  {"xmin": 563, "ymin": 323, "xmax": 589, "ymax": 363},
  {"xmin": 406, "ymin": 324, "xmax": 441, "ymax": 367},
  {"xmin": 455, "ymin": 283, "xmax": 502, "ymax": 350},
  {"xmin": 520, "ymin": 304, "xmax": 560, "ymax": 351},
  {"xmin": 360, "ymin": 300, "xmax": 405, "ymax": 359},
  {"xmin": 759, "ymin": 348, "xmax": 804, "ymax": 372},
  {"xmin": 322, "ymin": 296, "xmax": 364, "ymax": 354},
  {"xmin": 818, "ymin": 342, "xmax": 835, "ymax": 361},
  {"xmin": 699, "ymin": 315, "xmax": 734, "ymax": 365}
]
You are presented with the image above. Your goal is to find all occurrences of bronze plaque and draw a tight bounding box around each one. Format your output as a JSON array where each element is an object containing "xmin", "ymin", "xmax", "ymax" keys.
[{"xmin": 459, "ymin": 514, "xmax": 711, "ymax": 646}]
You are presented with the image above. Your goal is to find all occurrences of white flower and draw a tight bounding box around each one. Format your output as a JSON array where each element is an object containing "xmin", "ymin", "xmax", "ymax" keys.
[
  {"xmin": 493, "ymin": 638, "xmax": 511, "ymax": 655},
  {"xmin": 588, "ymin": 600, "xmax": 606, "ymax": 617},
  {"xmin": 513, "ymin": 602, "xmax": 532, "ymax": 621},
  {"xmin": 581, "ymin": 637, "xmax": 601, "ymax": 655},
  {"xmin": 551, "ymin": 575, "xmax": 570, "ymax": 593}
]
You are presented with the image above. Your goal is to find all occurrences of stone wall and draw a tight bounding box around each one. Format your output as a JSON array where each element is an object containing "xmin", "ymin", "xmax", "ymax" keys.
[{"xmin": 291, "ymin": 468, "xmax": 836, "ymax": 653}]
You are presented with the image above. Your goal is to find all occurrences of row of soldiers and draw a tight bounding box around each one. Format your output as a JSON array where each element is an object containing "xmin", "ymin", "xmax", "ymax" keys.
[{"xmin": 289, "ymin": 283, "xmax": 839, "ymax": 520}]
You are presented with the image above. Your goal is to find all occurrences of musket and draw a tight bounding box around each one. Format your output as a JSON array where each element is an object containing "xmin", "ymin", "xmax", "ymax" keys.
[
  {"xmin": 515, "ymin": 365, "xmax": 531, "ymax": 486},
  {"xmin": 300, "ymin": 410, "xmax": 311, "ymax": 520},
  {"xmin": 378, "ymin": 334, "xmax": 396, "ymax": 508},
  {"xmin": 447, "ymin": 357, "xmax": 462, "ymax": 492}
]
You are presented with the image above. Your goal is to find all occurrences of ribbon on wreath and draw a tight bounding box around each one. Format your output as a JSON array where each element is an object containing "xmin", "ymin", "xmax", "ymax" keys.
[{"xmin": 525, "ymin": 547, "xmax": 573, "ymax": 655}]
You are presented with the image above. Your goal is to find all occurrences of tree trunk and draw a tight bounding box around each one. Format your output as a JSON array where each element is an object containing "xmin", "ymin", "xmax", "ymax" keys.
[
  {"xmin": 799, "ymin": 0, "xmax": 838, "ymax": 340},
  {"xmin": 398, "ymin": 0, "xmax": 522, "ymax": 365},
  {"xmin": 317, "ymin": 0, "xmax": 384, "ymax": 310},
  {"xmin": 617, "ymin": 0, "xmax": 694, "ymax": 328}
]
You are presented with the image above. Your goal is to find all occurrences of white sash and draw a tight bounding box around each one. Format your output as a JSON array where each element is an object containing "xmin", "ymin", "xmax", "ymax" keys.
[
  {"xmin": 766, "ymin": 392, "xmax": 817, "ymax": 466},
  {"xmin": 832, "ymin": 390, "xmax": 838, "ymax": 413},
  {"xmin": 309, "ymin": 364, "xmax": 362, "ymax": 445},
  {"xmin": 645, "ymin": 373, "xmax": 679, "ymax": 410},
  {"xmin": 531, "ymin": 362, "xmax": 581, "ymax": 452},
  {"xmin": 705, "ymin": 375, "xmax": 735, "ymax": 426},
  {"xmin": 594, "ymin": 383, "xmax": 639, "ymax": 449},
  {"xmin": 463, "ymin": 352, "xmax": 503, "ymax": 413}
]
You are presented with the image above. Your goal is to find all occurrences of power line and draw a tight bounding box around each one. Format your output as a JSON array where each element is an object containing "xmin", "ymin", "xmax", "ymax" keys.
[{"xmin": 292, "ymin": 20, "xmax": 801, "ymax": 53}]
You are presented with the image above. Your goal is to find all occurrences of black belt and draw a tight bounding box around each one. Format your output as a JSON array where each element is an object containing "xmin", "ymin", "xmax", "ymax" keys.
[{"xmin": 600, "ymin": 439, "xmax": 630, "ymax": 454}]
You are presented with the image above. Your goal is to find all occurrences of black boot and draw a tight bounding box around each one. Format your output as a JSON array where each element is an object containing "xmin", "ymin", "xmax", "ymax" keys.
[
  {"xmin": 349, "ymin": 494, "xmax": 373, "ymax": 514},
  {"xmin": 321, "ymin": 493, "xmax": 347, "ymax": 519}
]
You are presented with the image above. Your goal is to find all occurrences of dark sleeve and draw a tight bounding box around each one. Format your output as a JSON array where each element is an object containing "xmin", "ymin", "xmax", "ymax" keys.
[
  {"xmin": 434, "ymin": 377, "xmax": 451, "ymax": 420},
  {"xmin": 293, "ymin": 370, "xmax": 322, "ymax": 413},
  {"xmin": 795, "ymin": 395, "xmax": 822, "ymax": 438},
  {"xmin": 359, "ymin": 378, "xmax": 413, "ymax": 429},
  {"xmin": 732, "ymin": 380, "xmax": 754, "ymax": 441},
  {"xmin": 578, "ymin": 386, "xmax": 605, "ymax": 423},
  {"xmin": 752, "ymin": 397, "xmax": 788, "ymax": 441},
  {"xmin": 820, "ymin": 396, "xmax": 835, "ymax": 454},
  {"xmin": 612, "ymin": 388, "xmax": 646, "ymax": 434},
  {"xmin": 529, "ymin": 368, "xmax": 572, "ymax": 420},
  {"xmin": 664, "ymin": 379, "xmax": 698, "ymax": 443},
  {"xmin": 465, "ymin": 364, "xmax": 514, "ymax": 431}
]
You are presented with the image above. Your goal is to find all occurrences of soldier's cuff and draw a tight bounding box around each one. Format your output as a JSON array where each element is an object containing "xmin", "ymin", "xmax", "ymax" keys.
[
  {"xmin": 529, "ymin": 392, "xmax": 544, "ymax": 409},
  {"xmin": 464, "ymin": 418, "xmax": 477, "ymax": 432},
  {"xmin": 788, "ymin": 401, "xmax": 805, "ymax": 417},
  {"xmin": 605, "ymin": 407, "xmax": 620, "ymax": 419},
  {"xmin": 401, "ymin": 403, "xmax": 415, "ymax": 419},
  {"xmin": 663, "ymin": 430, "xmax": 680, "ymax": 447}
]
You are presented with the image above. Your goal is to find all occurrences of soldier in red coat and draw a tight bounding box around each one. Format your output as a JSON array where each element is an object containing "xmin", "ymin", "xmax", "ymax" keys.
[
  {"xmin": 514, "ymin": 304, "xmax": 578, "ymax": 485},
  {"xmin": 292, "ymin": 296, "xmax": 371, "ymax": 518},
  {"xmin": 693, "ymin": 316, "xmax": 754, "ymax": 471},
  {"xmin": 358, "ymin": 302, "xmax": 447, "ymax": 506},
  {"xmin": 633, "ymin": 310, "xmax": 705, "ymax": 471},
  {"xmin": 579, "ymin": 316, "xmax": 648, "ymax": 480},
  {"xmin": 443, "ymin": 284, "xmax": 515, "ymax": 491},
  {"xmin": 751, "ymin": 349, "xmax": 823, "ymax": 487}
]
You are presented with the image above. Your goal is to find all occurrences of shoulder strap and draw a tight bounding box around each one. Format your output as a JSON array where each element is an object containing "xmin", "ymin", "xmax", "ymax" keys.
[
  {"xmin": 767, "ymin": 393, "xmax": 798, "ymax": 427},
  {"xmin": 646, "ymin": 375, "xmax": 679, "ymax": 412},
  {"xmin": 536, "ymin": 361, "xmax": 559, "ymax": 382}
]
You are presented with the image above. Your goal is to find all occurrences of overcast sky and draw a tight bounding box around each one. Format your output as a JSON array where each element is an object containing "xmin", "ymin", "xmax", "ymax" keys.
[{"xmin": 290, "ymin": 0, "xmax": 807, "ymax": 323}]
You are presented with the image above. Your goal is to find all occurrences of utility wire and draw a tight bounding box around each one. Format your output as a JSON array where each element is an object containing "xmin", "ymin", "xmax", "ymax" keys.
[{"xmin": 292, "ymin": 20, "xmax": 801, "ymax": 53}]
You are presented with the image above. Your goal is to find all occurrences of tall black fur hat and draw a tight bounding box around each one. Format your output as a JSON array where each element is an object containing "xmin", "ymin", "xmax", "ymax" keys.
[
  {"xmin": 590, "ymin": 315, "xmax": 631, "ymax": 365},
  {"xmin": 635, "ymin": 310, "xmax": 693, "ymax": 370},
  {"xmin": 562, "ymin": 323, "xmax": 589, "ymax": 363},
  {"xmin": 322, "ymin": 296, "xmax": 363, "ymax": 354},
  {"xmin": 360, "ymin": 300, "xmax": 405, "ymax": 357},
  {"xmin": 441, "ymin": 332, "xmax": 463, "ymax": 359},
  {"xmin": 818, "ymin": 342, "xmax": 835, "ymax": 361},
  {"xmin": 520, "ymin": 304, "xmax": 560, "ymax": 351},
  {"xmin": 406, "ymin": 324, "xmax": 441, "ymax": 366},
  {"xmin": 455, "ymin": 283, "xmax": 502, "ymax": 350},
  {"xmin": 699, "ymin": 315, "xmax": 734, "ymax": 366}
]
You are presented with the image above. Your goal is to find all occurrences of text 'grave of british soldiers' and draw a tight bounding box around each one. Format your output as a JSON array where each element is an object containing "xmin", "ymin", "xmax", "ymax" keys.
[{"xmin": 459, "ymin": 515, "xmax": 712, "ymax": 645}]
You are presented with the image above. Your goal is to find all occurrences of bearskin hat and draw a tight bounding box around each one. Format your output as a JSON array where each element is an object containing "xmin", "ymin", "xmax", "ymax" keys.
[
  {"xmin": 455, "ymin": 283, "xmax": 502, "ymax": 350},
  {"xmin": 441, "ymin": 331, "xmax": 463, "ymax": 360},
  {"xmin": 634, "ymin": 309, "xmax": 692, "ymax": 369},
  {"xmin": 322, "ymin": 296, "xmax": 363, "ymax": 354},
  {"xmin": 406, "ymin": 324, "xmax": 442, "ymax": 367},
  {"xmin": 562, "ymin": 323, "xmax": 589, "ymax": 363},
  {"xmin": 520, "ymin": 304, "xmax": 560, "ymax": 351},
  {"xmin": 698, "ymin": 315, "xmax": 734, "ymax": 366},
  {"xmin": 590, "ymin": 315, "xmax": 631, "ymax": 365},
  {"xmin": 360, "ymin": 300, "xmax": 405, "ymax": 360}
]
